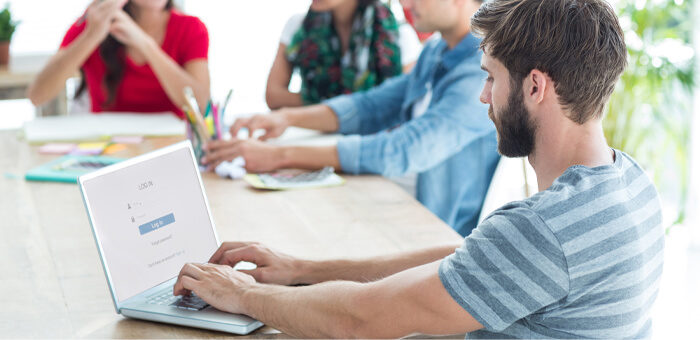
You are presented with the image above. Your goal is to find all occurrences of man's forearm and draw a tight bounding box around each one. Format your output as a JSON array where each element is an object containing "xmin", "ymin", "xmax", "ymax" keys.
[
  {"xmin": 241, "ymin": 280, "xmax": 369, "ymax": 338},
  {"xmin": 237, "ymin": 260, "xmax": 477, "ymax": 338},
  {"xmin": 282, "ymin": 104, "xmax": 340, "ymax": 132},
  {"xmin": 294, "ymin": 244, "xmax": 460, "ymax": 285},
  {"xmin": 280, "ymin": 145, "xmax": 341, "ymax": 171}
]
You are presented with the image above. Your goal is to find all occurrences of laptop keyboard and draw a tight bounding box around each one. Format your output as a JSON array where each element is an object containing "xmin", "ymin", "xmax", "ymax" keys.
[{"xmin": 148, "ymin": 291, "xmax": 210, "ymax": 311}]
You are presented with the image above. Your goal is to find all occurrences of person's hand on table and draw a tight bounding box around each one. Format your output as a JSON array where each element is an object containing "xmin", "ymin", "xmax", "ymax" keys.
[
  {"xmin": 173, "ymin": 262, "xmax": 254, "ymax": 315},
  {"xmin": 208, "ymin": 241, "xmax": 305, "ymax": 286},
  {"xmin": 202, "ymin": 139, "xmax": 284, "ymax": 173},
  {"xmin": 230, "ymin": 112, "xmax": 290, "ymax": 141}
]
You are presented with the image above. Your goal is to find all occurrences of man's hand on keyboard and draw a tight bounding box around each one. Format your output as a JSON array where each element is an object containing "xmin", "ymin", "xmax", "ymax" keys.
[
  {"xmin": 208, "ymin": 242, "xmax": 304, "ymax": 286},
  {"xmin": 173, "ymin": 263, "xmax": 254, "ymax": 315}
]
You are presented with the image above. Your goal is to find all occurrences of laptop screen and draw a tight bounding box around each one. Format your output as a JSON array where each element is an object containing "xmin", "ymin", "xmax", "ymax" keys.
[{"xmin": 81, "ymin": 143, "xmax": 218, "ymax": 303}]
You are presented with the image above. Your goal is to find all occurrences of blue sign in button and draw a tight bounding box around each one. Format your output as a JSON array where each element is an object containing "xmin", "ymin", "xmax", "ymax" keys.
[{"xmin": 138, "ymin": 213, "xmax": 175, "ymax": 235}]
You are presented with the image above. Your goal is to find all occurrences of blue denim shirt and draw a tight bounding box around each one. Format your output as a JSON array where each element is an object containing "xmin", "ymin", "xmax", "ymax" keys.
[{"xmin": 324, "ymin": 33, "xmax": 500, "ymax": 236}]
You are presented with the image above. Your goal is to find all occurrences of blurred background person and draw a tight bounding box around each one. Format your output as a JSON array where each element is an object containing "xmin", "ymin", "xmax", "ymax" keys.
[
  {"xmin": 265, "ymin": 0, "xmax": 422, "ymax": 110},
  {"xmin": 28, "ymin": 0, "xmax": 210, "ymax": 119}
]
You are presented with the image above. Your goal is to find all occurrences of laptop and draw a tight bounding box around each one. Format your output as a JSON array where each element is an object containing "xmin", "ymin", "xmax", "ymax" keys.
[{"xmin": 78, "ymin": 141, "xmax": 263, "ymax": 334}]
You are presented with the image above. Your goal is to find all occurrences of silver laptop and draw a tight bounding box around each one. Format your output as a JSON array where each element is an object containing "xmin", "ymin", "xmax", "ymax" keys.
[{"xmin": 78, "ymin": 141, "xmax": 263, "ymax": 334}]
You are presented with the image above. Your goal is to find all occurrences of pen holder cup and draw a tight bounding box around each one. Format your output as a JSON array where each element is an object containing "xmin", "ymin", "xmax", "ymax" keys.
[{"xmin": 186, "ymin": 122, "xmax": 206, "ymax": 166}]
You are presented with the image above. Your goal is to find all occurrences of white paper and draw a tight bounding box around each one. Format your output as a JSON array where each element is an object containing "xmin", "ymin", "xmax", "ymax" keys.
[{"xmin": 22, "ymin": 113, "xmax": 186, "ymax": 143}]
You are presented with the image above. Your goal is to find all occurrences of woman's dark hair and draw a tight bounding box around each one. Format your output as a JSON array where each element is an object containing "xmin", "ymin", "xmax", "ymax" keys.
[
  {"xmin": 76, "ymin": 0, "xmax": 173, "ymax": 108},
  {"xmin": 359, "ymin": 0, "xmax": 377, "ymax": 7}
]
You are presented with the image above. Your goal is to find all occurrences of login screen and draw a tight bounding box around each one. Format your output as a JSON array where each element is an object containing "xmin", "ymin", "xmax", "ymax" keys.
[{"xmin": 83, "ymin": 147, "xmax": 218, "ymax": 302}]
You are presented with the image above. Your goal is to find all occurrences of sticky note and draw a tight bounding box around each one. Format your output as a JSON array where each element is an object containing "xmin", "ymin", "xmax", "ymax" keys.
[
  {"xmin": 77, "ymin": 142, "xmax": 110, "ymax": 149},
  {"xmin": 39, "ymin": 143, "xmax": 77, "ymax": 154},
  {"xmin": 69, "ymin": 142, "xmax": 110, "ymax": 156},
  {"xmin": 102, "ymin": 143, "xmax": 127, "ymax": 155}
]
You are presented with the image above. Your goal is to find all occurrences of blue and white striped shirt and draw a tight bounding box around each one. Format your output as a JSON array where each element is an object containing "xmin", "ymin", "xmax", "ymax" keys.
[{"xmin": 439, "ymin": 149, "xmax": 664, "ymax": 339}]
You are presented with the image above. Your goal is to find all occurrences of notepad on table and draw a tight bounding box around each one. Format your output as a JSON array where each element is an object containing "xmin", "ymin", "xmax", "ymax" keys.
[
  {"xmin": 25, "ymin": 155, "xmax": 125, "ymax": 183},
  {"xmin": 243, "ymin": 166, "xmax": 345, "ymax": 190}
]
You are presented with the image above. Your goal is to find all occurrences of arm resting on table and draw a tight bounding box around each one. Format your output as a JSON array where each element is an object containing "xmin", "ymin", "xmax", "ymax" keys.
[{"xmin": 241, "ymin": 260, "xmax": 483, "ymax": 338}]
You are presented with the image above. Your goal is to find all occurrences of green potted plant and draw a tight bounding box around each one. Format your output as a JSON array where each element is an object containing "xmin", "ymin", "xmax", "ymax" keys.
[
  {"xmin": 0, "ymin": 4, "xmax": 19, "ymax": 65},
  {"xmin": 605, "ymin": 0, "xmax": 694, "ymax": 228}
]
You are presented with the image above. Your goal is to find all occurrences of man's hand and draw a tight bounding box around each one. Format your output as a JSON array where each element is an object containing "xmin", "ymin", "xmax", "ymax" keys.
[
  {"xmin": 209, "ymin": 242, "xmax": 306, "ymax": 285},
  {"xmin": 173, "ymin": 263, "xmax": 255, "ymax": 315},
  {"xmin": 230, "ymin": 112, "xmax": 290, "ymax": 141},
  {"xmin": 202, "ymin": 139, "xmax": 285, "ymax": 173}
]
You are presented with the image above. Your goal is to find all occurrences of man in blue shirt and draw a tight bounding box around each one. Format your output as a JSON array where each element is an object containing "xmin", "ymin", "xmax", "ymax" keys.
[{"xmin": 203, "ymin": 0, "xmax": 499, "ymax": 236}]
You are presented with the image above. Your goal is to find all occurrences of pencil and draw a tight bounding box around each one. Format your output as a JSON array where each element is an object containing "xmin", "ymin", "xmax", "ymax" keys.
[
  {"xmin": 204, "ymin": 101, "xmax": 212, "ymax": 118},
  {"xmin": 220, "ymin": 89, "xmax": 233, "ymax": 117},
  {"xmin": 212, "ymin": 103, "xmax": 221, "ymax": 140},
  {"xmin": 182, "ymin": 87, "xmax": 211, "ymax": 143},
  {"xmin": 182, "ymin": 105, "xmax": 209, "ymax": 143}
]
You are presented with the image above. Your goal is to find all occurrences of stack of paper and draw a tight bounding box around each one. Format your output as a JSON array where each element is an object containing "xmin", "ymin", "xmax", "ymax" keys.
[{"xmin": 21, "ymin": 113, "xmax": 185, "ymax": 144}]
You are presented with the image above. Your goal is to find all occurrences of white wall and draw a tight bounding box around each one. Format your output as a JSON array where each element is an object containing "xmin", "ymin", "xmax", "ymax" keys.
[{"xmin": 4, "ymin": 0, "xmax": 92, "ymax": 55}]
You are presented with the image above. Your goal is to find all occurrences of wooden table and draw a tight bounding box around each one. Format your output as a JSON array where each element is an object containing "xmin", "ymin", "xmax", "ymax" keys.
[
  {"xmin": 0, "ymin": 54, "xmax": 67, "ymax": 116},
  {"xmin": 0, "ymin": 130, "xmax": 463, "ymax": 338}
]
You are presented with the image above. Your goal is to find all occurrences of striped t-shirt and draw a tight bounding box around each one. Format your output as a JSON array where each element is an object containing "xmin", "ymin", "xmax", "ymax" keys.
[{"xmin": 439, "ymin": 149, "xmax": 664, "ymax": 339}]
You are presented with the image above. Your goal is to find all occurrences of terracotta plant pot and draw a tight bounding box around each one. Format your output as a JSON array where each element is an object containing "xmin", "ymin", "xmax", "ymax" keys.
[{"xmin": 0, "ymin": 41, "xmax": 9, "ymax": 65}]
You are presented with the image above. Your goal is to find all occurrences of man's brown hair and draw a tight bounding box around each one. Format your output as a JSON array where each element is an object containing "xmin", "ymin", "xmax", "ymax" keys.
[{"xmin": 471, "ymin": 0, "xmax": 627, "ymax": 124}]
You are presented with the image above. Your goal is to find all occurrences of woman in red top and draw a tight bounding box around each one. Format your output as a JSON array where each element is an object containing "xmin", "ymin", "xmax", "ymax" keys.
[{"xmin": 28, "ymin": 0, "xmax": 210, "ymax": 119}]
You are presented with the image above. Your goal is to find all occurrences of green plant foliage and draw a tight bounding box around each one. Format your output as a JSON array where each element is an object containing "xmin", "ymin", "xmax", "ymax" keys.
[
  {"xmin": 604, "ymin": 0, "xmax": 695, "ymax": 226},
  {"xmin": 0, "ymin": 4, "xmax": 18, "ymax": 42}
]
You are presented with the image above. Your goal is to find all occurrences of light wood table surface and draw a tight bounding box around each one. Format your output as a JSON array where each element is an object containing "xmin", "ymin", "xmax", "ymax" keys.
[{"xmin": 0, "ymin": 130, "xmax": 463, "ymax": 338}]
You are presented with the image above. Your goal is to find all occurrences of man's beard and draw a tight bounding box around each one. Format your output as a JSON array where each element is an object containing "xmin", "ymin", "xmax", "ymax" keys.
[{"xmin": 488, "ymin": 84, "xmax": 537, "ymax": 158}]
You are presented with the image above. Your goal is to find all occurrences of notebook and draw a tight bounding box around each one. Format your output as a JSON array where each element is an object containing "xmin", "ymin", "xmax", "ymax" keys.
[{"xmin": 25, "ymin": 155, "xmax": 124, "ymax": 183}]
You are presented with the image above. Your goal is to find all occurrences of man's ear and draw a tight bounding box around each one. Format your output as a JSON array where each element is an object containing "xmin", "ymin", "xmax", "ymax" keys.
[{"xmin": 525, "ymin": 70, "xmax": 547, "ymax": 104}]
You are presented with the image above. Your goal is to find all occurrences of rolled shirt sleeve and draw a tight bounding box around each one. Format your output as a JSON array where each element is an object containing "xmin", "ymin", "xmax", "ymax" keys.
[{"xmin": 324, "ymin": 73, "xmax": 411, "ymax": 137}]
